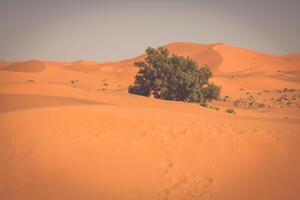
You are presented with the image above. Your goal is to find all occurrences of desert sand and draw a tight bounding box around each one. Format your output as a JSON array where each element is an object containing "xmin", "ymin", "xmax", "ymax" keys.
[{"xmin": 0, "ymin": 42, "xmax": 300, "ymax": 200}]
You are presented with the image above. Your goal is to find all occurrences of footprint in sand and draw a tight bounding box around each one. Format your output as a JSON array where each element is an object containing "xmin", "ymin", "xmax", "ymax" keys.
[{"xmin": 157, "ymin": 158, "xmax": 175, "ymax": 200}]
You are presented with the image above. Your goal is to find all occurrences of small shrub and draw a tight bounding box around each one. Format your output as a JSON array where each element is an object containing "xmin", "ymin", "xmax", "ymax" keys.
[
  {"xmin": 27, "ymin": 79, "xmax": 35, "ymax": 83},
  {"xmin": 210, "ymin": 105, "xmax": 220, "ymax": 111},
  {"xmin": 200, "ymin": 102, "xmax": 219, "ymax": 111},
  {"xmin": 103, "ymin": 83, "xmax": 108, "ymax": 86},
  {"xmin": 225, "ymin": 108, "xmax": 235, "ymax": 114},
  {"xmin": 199, "ymin": 102, "xmax": 208, "ymax": 107},
  {"xmin": 71, "ymin": 80, "xmax": 79, "ymax": 84}
]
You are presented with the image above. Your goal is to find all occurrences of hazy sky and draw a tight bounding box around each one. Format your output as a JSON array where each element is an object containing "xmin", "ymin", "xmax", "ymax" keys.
[{"xmin": 0, "ymin": 0, "xmax": 299, "ymax": 61}]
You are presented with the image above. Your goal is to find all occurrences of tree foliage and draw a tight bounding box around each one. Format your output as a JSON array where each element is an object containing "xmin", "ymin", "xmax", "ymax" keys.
[{"xmin": 129, "ymin": 47, "xmax": 221, "ymax": 103}]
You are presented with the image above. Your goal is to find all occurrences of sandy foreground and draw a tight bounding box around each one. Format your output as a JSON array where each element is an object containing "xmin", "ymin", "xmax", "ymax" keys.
[{"xmin": 0, "ymin": 43, "xmax": 300, "ymax": 200}]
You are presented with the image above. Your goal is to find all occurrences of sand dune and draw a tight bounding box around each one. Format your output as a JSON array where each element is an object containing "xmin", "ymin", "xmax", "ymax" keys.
[
  {"xmin": 0, "ymin": 61, "xmax": 15, "ymax": 68},
  {"xmin": 52, "ymin": 42, "xmax": 300, "ymax": 83},
  {"xmin": 0, "ymin": 98, "xmax": 299, "ymax": 200},
  {"xmin": 164, "ymin": 42, "xmax": 223, "ymax": 70},
  {"xmin": 164, "ymin": 42, "xmax": 300, "ymax": 76},
  {"xmin": 0, "ymin": 42, "xmax": 300, "ymax": 200},
  {"xmin": 1, "ymin": 60, "xmax": 46, "ymax": 73},
  {"xmin": 61, "ymin": 60, "xmax": 102, "ymax": 73},
  {"xmin": 213, "ymin": 44, "xmax": 300, "ymax": 77},
  {"xmin": 0, "ymin": 93, "xmax": 103, "ymax": 113}
]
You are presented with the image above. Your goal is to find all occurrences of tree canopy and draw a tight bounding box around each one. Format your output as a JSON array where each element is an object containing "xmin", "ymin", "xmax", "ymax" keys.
[{"xmin": 128, "ymin": 47, "xmax": 221, "ymax": 103}]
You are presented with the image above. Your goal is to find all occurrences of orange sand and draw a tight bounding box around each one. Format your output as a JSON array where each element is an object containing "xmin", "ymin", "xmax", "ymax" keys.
[{"xmin": 0, "ymin": 42, "xmax": 299, "ymax": 200}]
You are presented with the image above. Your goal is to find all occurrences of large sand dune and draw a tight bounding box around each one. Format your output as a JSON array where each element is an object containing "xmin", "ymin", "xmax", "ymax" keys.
[
  {"xmin": 52, "ymin": 42, "xmax": 300, "ymax": 82},
  {"xmin": 0, "ymin": 42, "xmax": 300, "ymax": 200},
  {"xmin": 1, "ymin": 60, "xmax": 46, "ymax": 73}
]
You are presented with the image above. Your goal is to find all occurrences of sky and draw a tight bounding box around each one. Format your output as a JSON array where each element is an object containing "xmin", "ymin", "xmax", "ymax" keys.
[{"xmin": 0, "ymin": 0, "xmax": 299, "ymax": 61}]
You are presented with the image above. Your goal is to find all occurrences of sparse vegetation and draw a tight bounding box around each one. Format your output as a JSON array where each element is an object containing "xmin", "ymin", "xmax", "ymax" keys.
[
  {"xmin": 209, "ymin": 104, "xmax": 219, "ymax": 111},
  {"xmin": 283, "ymin": 88, "xmax": 295, "ymax": 92},
  {"xmin": 129, "ymin": 47, "xmax": 221, "ymax": 103},
  {"xmin": 234, "ymin": 98, "xmax": 267, "ymax": 109},
  {"xmin": 199, "ymin": 102, "xmax": 219, "ymax": 111},
  {"xmin": 199, "ymin": 102, "xmax": 208, "ymax": 107},
  {"xmin": 71, "ymin": 80, "xmax": 79, "ymax": 84},
  {"xmin": 225, "ymin": 108, "xmax": 235, "ymax": 114}
]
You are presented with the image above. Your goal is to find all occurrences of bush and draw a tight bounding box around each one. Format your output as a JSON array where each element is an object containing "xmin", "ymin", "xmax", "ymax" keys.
[
  {"xmin": 199, "ymin": 102, "xmax": 208, "ymax": 107},
  {"xmin": 199, "ymin": 102, "xmax": 219, "ymax": 111},
  {"xmin": 70, "ymin": 80, "xmax": 79, "ymax": 84},
  {"xmin": 128, "ymin": 47, "xmax": 221, "ymax": 103},
  {"xmin": 225, "ymin": 108, "xmax": 235, "ymax": 114}
]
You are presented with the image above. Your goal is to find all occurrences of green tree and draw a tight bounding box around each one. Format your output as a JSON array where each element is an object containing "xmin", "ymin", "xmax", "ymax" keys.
[{"xmin": 129, "ymin": 47, "xmax": 221, "ymax": 103}]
